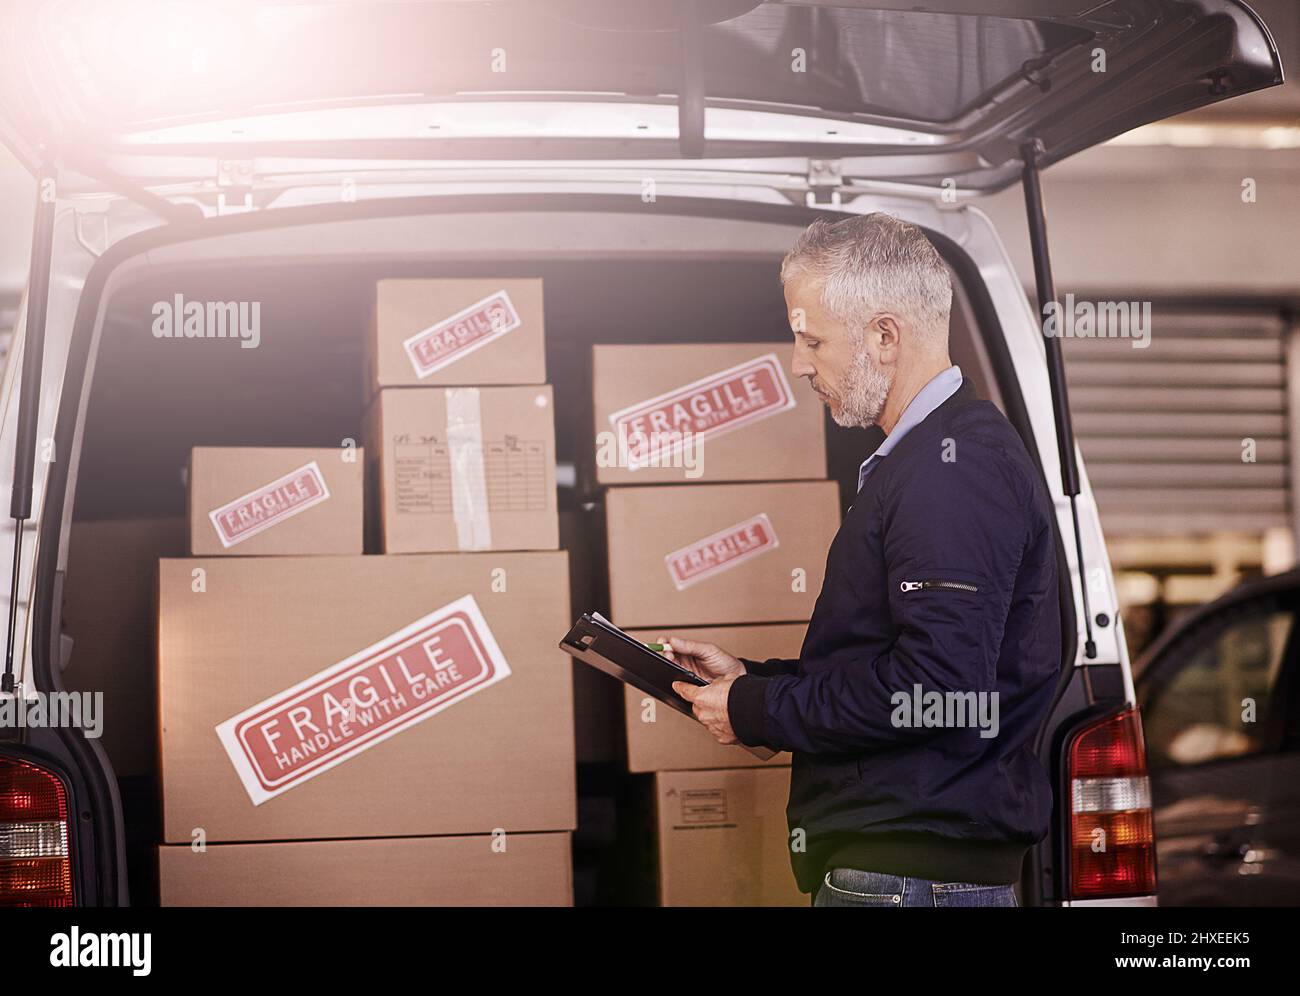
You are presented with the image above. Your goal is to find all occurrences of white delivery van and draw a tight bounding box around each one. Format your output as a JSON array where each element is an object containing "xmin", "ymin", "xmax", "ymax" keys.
[{"xmin": 0, "ymin": 0, "xmax": 1282, "ymax": 906}]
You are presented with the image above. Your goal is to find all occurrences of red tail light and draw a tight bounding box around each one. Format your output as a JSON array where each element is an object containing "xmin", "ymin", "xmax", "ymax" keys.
[
  {"xmin": 1067, "ymin": 708, "xmax": 1157, "ymax": 900},
  {"xmin": 0, "ymin": 756, "xmax": 74, "ymax": 907}
]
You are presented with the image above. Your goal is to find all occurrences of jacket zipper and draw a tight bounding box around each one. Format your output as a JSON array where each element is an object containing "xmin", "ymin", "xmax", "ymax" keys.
[{"xmin": 899, "ymin": 579, "xmax": 979, "ymax": 593}]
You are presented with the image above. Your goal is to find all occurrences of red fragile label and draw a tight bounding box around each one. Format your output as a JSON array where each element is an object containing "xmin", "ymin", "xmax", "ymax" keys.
[
  {"xmin": 664, "ymin": 512, "xmax": 779, "ymax": 590},
  {"xmin": 608, "ymin": 353, "xmax": 795, "ymax": 469},
  {"xmin": 403, "ymin": 289, "xmax": 522, "ymax": 378},
  {"xmin": 215, "ymin": 595, "xmax": 510, "ymax": 804},
  {"xmin": 208, "ymin": 461, "xmax": 330, "ymax": 548}
]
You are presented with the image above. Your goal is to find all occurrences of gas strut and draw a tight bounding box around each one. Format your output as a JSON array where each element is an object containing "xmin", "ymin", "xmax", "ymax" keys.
[
  {"xmin": 1, "ymin": 164, "xmax": 56, "ymax": 694},
  {"xmin": 1020, "ymin": 139, "xmax": 1097, "ymax": 660},
  {"xmin": 677, "ymin": 0, "xmax": 704, "ymax": 158}
]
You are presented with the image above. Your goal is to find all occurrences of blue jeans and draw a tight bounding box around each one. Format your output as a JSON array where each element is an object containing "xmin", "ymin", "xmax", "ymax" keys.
[{"xmin": 814, "ymin": 868, "xmax": 1019, "ymax": 907}]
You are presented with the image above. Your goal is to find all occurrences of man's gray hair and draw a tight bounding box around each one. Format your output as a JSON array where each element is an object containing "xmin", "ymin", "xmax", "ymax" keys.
[{"xmin": 781, "ymin": 213, "xmax": 953, "ymax": 345}]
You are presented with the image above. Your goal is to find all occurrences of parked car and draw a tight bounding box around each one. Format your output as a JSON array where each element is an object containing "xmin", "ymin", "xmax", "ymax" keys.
[
  {"xmin": 0, "ymin": 0, "xmax": 1282, "ymax": 906},
  {"xmin": 1137, "ymin": 569, "xmax": 1300, "ymax": 905}
]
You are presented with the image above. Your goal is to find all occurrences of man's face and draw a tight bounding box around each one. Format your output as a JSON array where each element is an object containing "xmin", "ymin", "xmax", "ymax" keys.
[{"xmin": 785, "ymin": 275, "xmax": 893, "ymax": 428}]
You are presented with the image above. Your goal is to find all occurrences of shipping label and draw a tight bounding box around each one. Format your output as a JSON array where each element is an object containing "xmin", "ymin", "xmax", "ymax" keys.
[
  {"xmin": 664, "ymin": 512, "xmax": 779, "ymax": 590},
  {"xmin": 216, "ymin": 595, "xmax": 510, "ymax": 805},
  {"xmin": 608, "ymin": 353, "xmax": 795, "ymax": 470},
  {"xmin": 208, "ymin": 461, "xmax": 330, "ymax": 548},
  {"xmin": 403, "ymin": 289, "xmax": 522, "ymax": 378}
]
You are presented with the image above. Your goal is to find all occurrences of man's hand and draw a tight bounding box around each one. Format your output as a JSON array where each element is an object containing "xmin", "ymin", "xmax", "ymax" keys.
[
  {"xmin": 654, "ymin": 635, "xmax": 745, "ymax": 681},
  {"xmin": 672, "ymin": 674, "xmax": 740, "ymax": 745}
]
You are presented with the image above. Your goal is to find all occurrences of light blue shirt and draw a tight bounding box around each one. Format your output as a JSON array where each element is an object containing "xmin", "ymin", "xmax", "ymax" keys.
[{"xmin": 857, "ymin": 365, "xmax": 963, "ymax": 492}]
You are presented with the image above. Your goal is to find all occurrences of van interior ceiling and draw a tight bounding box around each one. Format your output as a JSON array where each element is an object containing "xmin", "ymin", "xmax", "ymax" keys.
[{"xmin": 58, "ymin": 234, "xmax": 997, "ymax": 903}]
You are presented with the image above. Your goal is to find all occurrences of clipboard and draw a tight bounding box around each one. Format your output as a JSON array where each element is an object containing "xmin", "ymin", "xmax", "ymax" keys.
[{"xmin": 559, "ymin": 611, "xmax": 776, "ymax": 761}]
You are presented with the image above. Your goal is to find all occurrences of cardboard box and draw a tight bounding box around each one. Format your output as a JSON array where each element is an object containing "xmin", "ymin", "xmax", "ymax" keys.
[
  {"xmin": 188, "ymin": 447, "xmax": 363, "ymax": 557},
  {"xmin": 158, "ymin": 831, "xmax": 572, "ymax": 906},
  {"xmin": 157, "ymin": 552, "xmax": 575, "ymax": 843},
  {"xmin": 368, "ymin": 278, "xmax": 546, "ymax": 391},
  {"xmin": 560, "ymin": 507, "xmax": 624, "ymax": 765},
  {"xmin": 592, "ymin": 343, "xmax": 826, "ymax": 484},
  {"xmin": 623, "ymin": 624, "xmax": 802, "ymax": 772},
  {"xmin": 655, "ymin": 767, "xmax": 803, "ymax": 906},
  {"xmin": 63, "ymin": 518, "xmax": 187, "ymax": 778},
  {"xmin": 364, "ymin": 386, "xmax": 559, "ymax": 553},
  {"xmin": 605, "ymin": 481, "xmax": 840, "ymax": 628}
]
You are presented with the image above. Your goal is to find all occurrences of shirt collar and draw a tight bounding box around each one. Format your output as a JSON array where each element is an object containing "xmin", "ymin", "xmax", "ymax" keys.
[{"xmin": 858, "ymin": 365, "xmax": 963, "ymax": 483}]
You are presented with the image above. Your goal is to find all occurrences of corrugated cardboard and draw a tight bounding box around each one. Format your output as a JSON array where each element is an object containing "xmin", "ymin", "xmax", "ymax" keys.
[
  {"xmin": 157, "ymin": 552, "xmax": 575, "ymax": 843},
  {"xmin": 367, "ymin": 278, "xmax": 546, "ymax": 391},
  {"xmin": 63, "ymin": 517, "xmax": 187, "ymax": 778},
  {"xmin": 623, "ymin": 624, "xmax": 802, "ymax": 772},
  {"xmin": 655, "ymin": 767, "xmax": 803, "ymax": 906},
  {"xmin": 158, "ymin": 831, "xmax": 572, "ymax": 906},
  {"xmin": 364, "ymin": 386, "xmax": 559, "ymax": 553},
  {"xmin": 188, "ymin": 447, "xmax": 363, "ymax": 557},
  {"xmin": 592, "ymin": 343, "xmax": 826, "ymax": 484},
  {"xmin": 560, "ymin": 507, "xmax": 623, "ymax": 765},
  {"xmin": 605, "ymin": 481, "xmax": 840, "ymax": 628}
]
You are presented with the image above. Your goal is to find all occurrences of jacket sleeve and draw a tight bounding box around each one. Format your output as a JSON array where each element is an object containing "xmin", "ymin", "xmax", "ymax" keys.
[
  {"xmin": 728, "ymin": 444, "xmax": 1031, "ymax": 754},
  {"xmin": 739, "ymin": 656, "xmax": 800, "ymax": 678}
]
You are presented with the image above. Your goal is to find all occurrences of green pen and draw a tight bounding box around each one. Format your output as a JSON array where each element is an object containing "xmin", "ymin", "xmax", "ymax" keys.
[{"xmin": 644, "ymin": 642, "xmax": 667, "ymax": 652}]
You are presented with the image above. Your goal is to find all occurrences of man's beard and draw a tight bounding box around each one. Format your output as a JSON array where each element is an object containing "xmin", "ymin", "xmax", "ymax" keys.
[{"xmin": 814, "ymin": 346, "xmax": 893, "ymax": 428}]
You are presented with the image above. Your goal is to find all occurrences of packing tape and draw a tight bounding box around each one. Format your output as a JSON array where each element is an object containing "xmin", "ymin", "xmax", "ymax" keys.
[{"xmin": 445, "ymin": 387, "xmax": 493, "ymax": 551}]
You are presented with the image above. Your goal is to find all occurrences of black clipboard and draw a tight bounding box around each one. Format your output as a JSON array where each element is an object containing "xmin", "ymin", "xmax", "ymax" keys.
[{"xmin": 559, "ymin": 612, "xmax": 776, "ymax": 761}]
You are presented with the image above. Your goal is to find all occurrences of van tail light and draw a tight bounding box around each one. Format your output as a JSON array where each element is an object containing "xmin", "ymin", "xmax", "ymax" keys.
[
  {"xmin": 1067, "ymin": 708, "xmax": 1157, "ymax": 900},
  {"xmin": 0, "ymin": 756, "xmax": 74, "ymax": 907}
]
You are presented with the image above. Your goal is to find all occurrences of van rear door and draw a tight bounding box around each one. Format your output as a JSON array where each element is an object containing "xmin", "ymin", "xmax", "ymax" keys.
[{"xmin": 0, "ymin": 0, "xmax": 1283, "ymax": 194}]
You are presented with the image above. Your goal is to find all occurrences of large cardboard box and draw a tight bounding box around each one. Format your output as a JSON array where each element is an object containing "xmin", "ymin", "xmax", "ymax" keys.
[
  {"xmin": 605, "ymin": 481, "xmax": 839, "ymax": 628},
  {"xmin": 156, "ymin": 832, "xmax": 569, "ymax": 910},
  {"xmin": 655, "ymin": 767, "xmax": 803, "ymax": 906},
  {"xmin": 63, "ymin": 517, "xmax": 187, "ymax": 777},
  {"xmin": 188, "ymin": 447, "xmax": 363, "ymax": 557},
  {"xmin": 367, "ymin": 277, "xmax": 546, "ymax": 391},
  {"xmin": 364, "ymin": 386, "xmax": 559, "ymax": 553},
  {"xmin": 591, "ymin": 343, "xmax": 826, "ymax": 485},
  {"xmin": 623, "ymin": 624, "xmax": 802, "ymax": 772},
  {"xmin": 158, "ymin": 831, "xmax": 573, "ymax": 906},
  {"xmin": 560, "ymin": 507, "xmax": 624, "ymax": 765},
  {"xmin": 157, "ymin": 552, "xmax": 575, "ymax": 843}
]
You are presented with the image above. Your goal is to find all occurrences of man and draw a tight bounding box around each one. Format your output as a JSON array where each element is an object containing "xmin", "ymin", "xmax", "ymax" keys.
[{"xmin": 661, "ymin": 213, "xmax": 1061, "ymax": 907}]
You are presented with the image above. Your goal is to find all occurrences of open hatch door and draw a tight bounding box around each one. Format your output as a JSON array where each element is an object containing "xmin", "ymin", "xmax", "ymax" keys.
[{"xmin": 0, "ymin": 0, "xmax": 1283, "ymax": 196}]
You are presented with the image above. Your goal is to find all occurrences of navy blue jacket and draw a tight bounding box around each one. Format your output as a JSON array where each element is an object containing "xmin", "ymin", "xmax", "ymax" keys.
[{"xmin": 728, "ymin": 379, "xmax": 1061, "ymax": 893}]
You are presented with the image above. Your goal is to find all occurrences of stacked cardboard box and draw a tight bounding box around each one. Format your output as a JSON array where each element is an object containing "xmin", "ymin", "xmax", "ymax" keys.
[
  {"xmin": 592, "ymin": 342, "xmax": 838, "ymax": 906},
  {"xmin": 156, "ymin": 278, "xmax": 575, "ymax": 905},
  {"xmin": 362, "ymin": 278, "xmax": 558, "ymax": 554}
]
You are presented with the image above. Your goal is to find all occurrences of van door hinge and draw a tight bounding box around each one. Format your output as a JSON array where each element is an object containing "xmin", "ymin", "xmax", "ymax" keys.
[
  {"xmin": 806, "ymin": 159, "xmax": 843, "ymax": 207},
  {"xmin": 216, "ymin": 159, "xmax": 256, "ymax": 215}
]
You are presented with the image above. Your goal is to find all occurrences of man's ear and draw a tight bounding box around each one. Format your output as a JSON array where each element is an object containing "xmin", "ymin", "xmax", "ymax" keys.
[{"xmin": 872, "ymin": 314, "xmax": 903, "ymax": 361}]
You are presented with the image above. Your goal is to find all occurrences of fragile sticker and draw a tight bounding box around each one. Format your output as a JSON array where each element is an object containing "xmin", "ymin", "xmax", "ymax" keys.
[
  {"xmin": 208, "ymin": 461, "xmax": 331, "ymax": 549},
  {"xmin": 403, "ymin": 289, "xmax": 522, "ymax": 378},
  {"xmin": 608, "ymin": 353, "xmax": 796, "ymax": 470},
  {"xmin": 664, "ymin": 512, "xmax": 779, "ymax": 590},
  {"xmin": 215, "ymin": 594, "xmax": 510, "ymax": 805}
]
